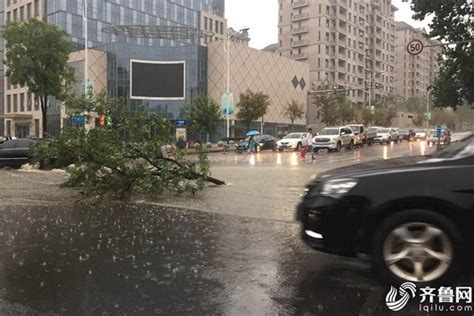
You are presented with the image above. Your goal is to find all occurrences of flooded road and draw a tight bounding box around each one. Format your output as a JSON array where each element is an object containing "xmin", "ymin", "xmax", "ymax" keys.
[{"xmin": 0, "ymin": 136, "xmax": 472, "ymax": 315}]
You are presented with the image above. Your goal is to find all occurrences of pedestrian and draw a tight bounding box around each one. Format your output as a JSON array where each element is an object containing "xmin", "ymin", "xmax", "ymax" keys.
[
  {"xmin": 301, "ymin": 128, "xmax": 314, "ymax": 161},
  {"xmin": 248, "ymin": 136, "xmax": 256, "ymax": 153}
]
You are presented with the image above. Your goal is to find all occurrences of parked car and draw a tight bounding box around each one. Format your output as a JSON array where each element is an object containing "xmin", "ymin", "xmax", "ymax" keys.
[
  {"xmin": 414, "ymin": 128, "xmax": 428, "ymax": 140},
  {"xmin": 277, "ymin": 133, "xmax": 307, "ymax": 151},
  {"xmin": 427, "ymin": 129, "xmax": 452, "ymax": 145},
  {"xmin": 297, "ymin": 135, "xmax": 474, "ymax": 285},
  {"xmin": 349, "ymin": 124, "xmax": 376, "ymax": 146},
  {"xmin": 312, "ymin": 126, "xmax": 356, "ymax": 153},
  {"xmin": 235, "ymin": 134, "xmax": 277, "ymax": 152},
  {"xmin": 0, "ymin": 139, "xmax": 36, "ymax": 168},
  {"xmin": 0, "ymin": 136, "xmax": 17, "ymax": 144},
  {"xmin": 399, "ymin": 128, "xmax": 416, "ymax": 141},
  {"xmin": 375, "ymin": 127, "xmax": 399, "ymax": 144}
]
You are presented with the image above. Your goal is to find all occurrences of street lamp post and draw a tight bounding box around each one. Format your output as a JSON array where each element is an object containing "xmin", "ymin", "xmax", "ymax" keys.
[{"xmin": 226, "ymin": 31, "xmax": 230, "ymax": 140}]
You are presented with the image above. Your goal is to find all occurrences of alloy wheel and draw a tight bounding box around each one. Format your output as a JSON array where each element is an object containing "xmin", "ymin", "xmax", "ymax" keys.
[{"xmin": 383, "ymin": 222, "xmax": 453, "ymax": 282}]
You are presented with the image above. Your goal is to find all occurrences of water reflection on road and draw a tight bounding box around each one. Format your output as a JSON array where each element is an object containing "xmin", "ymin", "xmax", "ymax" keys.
[{"xmin": 210, "ymin": 141, "xmax": 433, "ymax": 167}]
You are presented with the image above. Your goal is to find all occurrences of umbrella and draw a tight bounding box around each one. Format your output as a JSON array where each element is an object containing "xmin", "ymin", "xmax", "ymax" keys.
[{"xmin": 246, "ymin": 130, "xmax": 260, "ymax": 136}]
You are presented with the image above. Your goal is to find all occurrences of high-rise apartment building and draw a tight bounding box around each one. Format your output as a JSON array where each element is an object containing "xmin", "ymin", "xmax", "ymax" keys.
[
  {"xmin": 394, "ymin": 21, "xmax": 441, "ymax": 100},
  {"xmin": 278, "ymin": 0, "xmax": 397, "ymax": 104},
  {"xmin": 3, "ymin": 0, "xmax": 45, "ymax": 138},
  {"xmin": 1, "ymin": 0, "xmax": 225, "ymax": 137}
]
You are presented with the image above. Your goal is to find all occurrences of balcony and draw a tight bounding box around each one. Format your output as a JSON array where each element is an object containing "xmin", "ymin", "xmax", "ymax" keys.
[
  {"xmin": 292, "ymin": 39, "xmax": 308, "ymax": 47},
  {"xmin": 292, "ymin": 26, "xmax": 309, "ymax": 35},
  {"xmin": 293, "ymin": 52, "xmax": 308, "ymax": 60},
  {"xmin": 292, "ymin": 13, "xmax": 309, "ymax": 21},
  {"xmin": 292, "ymin": 0, "xmax": 309, "ymax": 9}
]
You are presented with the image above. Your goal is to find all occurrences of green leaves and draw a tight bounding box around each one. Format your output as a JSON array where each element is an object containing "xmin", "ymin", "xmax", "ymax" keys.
[
  {"xmin": 182, "ymin": 96, "xmax": 222, "ymax": 136},
  {"xmin": 283, "ymin": 99, "xmax": 305, "ymax": 125},
  {"xmin": 3, "ymin": 19, "xmax": 75, "ymax": 135},
  {"xmin": 32, "ymin": 95, "xmax": 211, "ymax": 202},
  {"xmin": 411, "ymin": 0, "xmax": 474, "ymax": 107},
  {"xmin": 236, "ymin": 90, "xmax": 270, "ymax": 130}
]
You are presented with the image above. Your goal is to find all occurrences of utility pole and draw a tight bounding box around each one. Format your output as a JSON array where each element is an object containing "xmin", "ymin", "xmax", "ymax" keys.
[
  {"xmin": 226, "ymin": 30, "xmax": 230, "ymax": 140},
  {"xmin": 83, "ymin": 0, "xmax": 88, "ymax": 95}
]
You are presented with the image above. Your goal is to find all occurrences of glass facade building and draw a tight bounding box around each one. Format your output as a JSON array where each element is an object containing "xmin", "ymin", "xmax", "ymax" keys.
[{"xmin": 46, "ymin": 0, "xmax": 225, "ymax": 120}]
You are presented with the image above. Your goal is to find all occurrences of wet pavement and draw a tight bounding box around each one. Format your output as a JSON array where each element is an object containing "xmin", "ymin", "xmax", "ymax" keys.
[{"xmin": 0, "ymin": 136, "xmax": 473, "ymax": 315}]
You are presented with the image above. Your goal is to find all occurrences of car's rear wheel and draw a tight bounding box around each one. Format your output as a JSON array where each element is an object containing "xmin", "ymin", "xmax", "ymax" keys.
[
  {"xmin": 348, "ymin": 140, "xmax": 355, "ymax": 150},
  {"xmin": 372, "ymin": 209, "xmax": 463, "ymax": 285}
]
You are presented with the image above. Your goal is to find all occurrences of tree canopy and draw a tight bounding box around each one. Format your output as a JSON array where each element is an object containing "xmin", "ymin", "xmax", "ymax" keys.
[
  {"xmin": 282, "ymin": 99, "xmax": 305, "ymax": 129},
  {"xmin": 182, "ymin": 96, "xmax": 222, "ymax": 141},
  {"xmin": 236, "ymin": 90, "xmax": 270, "ymax": 130},
  {"xmin": 412, "ymin": 0, "xmax": 474, "ymax": 107},
  {"xmin": 3, "ymin": 19, "xmax": 74, "ymax": 136}
]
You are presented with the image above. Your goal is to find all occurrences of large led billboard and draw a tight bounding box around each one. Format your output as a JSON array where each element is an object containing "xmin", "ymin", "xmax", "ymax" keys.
[{"xmin": 130, "ymin": 60, "xmax": 186, "ymax": 100}]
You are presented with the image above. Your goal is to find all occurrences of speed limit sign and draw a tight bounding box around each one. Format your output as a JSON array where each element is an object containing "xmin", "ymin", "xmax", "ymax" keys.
[{"xmin": 407, "ymin": 39, "xmax": 424, "ymax": 56}]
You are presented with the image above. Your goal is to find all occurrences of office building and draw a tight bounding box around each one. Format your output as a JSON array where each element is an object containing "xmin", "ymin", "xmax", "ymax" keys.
[
  {"xmin": 2, "ymin": 0, "xmax": 225, "ymax": 137},
  {"xmin": 208, "ymin": 39, "xmax": 310, "ymax": 137},
  {"xmin": 278, "ymin": 0, "xmax": 397, "ymax": 104}
]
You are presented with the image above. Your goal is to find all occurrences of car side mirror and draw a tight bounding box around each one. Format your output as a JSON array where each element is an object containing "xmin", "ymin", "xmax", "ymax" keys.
[{"xmin": 341, "ymin": 132, "xmax": 346, "ymax": 135}]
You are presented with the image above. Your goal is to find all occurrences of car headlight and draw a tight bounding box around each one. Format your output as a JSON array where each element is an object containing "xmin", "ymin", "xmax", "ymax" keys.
[{"xmin": 321, "ymin": 178, "xmax": 359, "ymax": 197}]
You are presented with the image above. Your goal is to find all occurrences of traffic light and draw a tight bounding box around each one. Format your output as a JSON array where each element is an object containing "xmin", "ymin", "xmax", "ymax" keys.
[{"xmin": 106, "ymin": 115, "xmax": 112, "ymax": 128}]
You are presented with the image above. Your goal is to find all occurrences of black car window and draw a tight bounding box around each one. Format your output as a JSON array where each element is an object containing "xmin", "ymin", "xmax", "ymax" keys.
[
  {"xmin": 13, "ymin": 140, "xmax": 34, "ymax": 149},
  {"xmin": 0, "ymin": 141, "xmax": 16, "ymax": 149}
]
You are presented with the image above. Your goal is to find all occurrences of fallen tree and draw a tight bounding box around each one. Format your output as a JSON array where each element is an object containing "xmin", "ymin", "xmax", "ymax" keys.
[{"xmin": 32, "ymin": 94, "xmax": 225, "ymax": 201}]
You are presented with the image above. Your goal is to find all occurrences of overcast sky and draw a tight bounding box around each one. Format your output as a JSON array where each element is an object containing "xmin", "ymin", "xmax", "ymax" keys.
[{"xmin": 225, "ymin": 0, "xmax": 430, "ymax": 50}]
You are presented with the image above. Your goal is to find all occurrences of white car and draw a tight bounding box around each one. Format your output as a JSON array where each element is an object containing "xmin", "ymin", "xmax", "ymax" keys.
[
  {"xmin": 414, "ymin": 128, "xmax": 428, "ymax": 140},
  {"xmin": 277, "ymin": 133, "xmax": 307, "ymax": 151},
  {"xmin": 312, "ymin": 126, "xmax": 356, "ymax": 152},
  {"xmin": 375, "ymin": 127, "xmax": 399, "ymax": 144}
]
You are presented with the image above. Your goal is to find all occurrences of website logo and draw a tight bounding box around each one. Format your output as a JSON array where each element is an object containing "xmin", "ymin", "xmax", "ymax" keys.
[{"xmin": 385, "ymin": 282, "xmax": 417, "ymax": 312}]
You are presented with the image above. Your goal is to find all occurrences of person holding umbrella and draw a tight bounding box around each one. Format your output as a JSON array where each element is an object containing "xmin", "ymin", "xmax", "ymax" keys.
[{"xmin": 248, "ymin": 135, "xmax": 256, "ymax": 153}]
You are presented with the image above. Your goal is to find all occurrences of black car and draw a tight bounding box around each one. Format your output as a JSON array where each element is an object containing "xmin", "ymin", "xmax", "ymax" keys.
[
  {"xmin": 297, "ymin": 135, "xmax": 474, "ymax": 285},
  {"xmin": 398, "ymin": 128, "xmax": 416, "ymax": 141},
  {"xmin": 235, "ymin": 135, "xmax": 277, "ymax": 152},
  {"xmin": 0, "ymin": 139, "xmax": 36, "ymax": 167}
]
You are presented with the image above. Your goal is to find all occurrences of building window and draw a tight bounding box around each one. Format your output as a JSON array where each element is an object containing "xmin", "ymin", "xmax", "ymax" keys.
[
  {"xmin": 27, "ymin": 93, "xmax": 32, "ymax": 111},
  {"xmin": 13, "ymin": 9, "xmax": 17, "ymax": 21},
  {"xmin": 13, "ymin": 94, "xmax": 18, "ymax": 112},
  {"xmin": 34, "ymin": 98, "xmax": 39, "ymax": 111},
  {"xmin": 209, "ymin": 18, "xmax": 213, "ymax": 31},
  {"xmin": 20, "ymin": 93, "xmax": 25, "ymax": 112},
  {"xmin": 204, "ymin": 17, "xmax": 208, "ymax": 30},
  {"xmin": 20, "ymin": 6, "xmax": 24, "ymax": 21},
  {"xmin": 27, "ymin": 3, "xmax": 32, "ymax": 19},
  {"xmin": 215, "ymin": 20, "xmax": 219, "ymax": 34},
  {"xmin": 35, "ymin": 119, "xmax": 40, "ymax": 137},
  {"xmin": 6, "ymin": 95, "xmax": 11, "ymax": 113},
  {"xmin": 6, "ymin": 121, "xmax": 12, "ymax": 137},
  {"xmin": 34, "ymin": 0, "xmax": 40, "ymax": 17},
  {"xmin": 220, "ymin": 22, "xmax": 224, "ymax": 34},
  {"xmin": 7, "ymin": 0, "xmax": 11, "ymax": 7},
  {"xmin": 6, "ymin": 12, "xmax": 11, "ymax": 22}
]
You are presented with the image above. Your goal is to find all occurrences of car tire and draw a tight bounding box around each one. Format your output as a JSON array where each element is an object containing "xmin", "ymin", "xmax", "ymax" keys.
[
  {"xmin": 278, "ymin": 148, "xmax": 284, "ymax": 152},
  {"xmin": 336, "ymin": 142, "xmax": 342, "ymax": 152},
  {"xmin": 348, "ymin": 140, "xmax": 355, "ymax": 150},
  {"xmin": 372, "ymin": 209, "xmax": 463, "ymax": 286},
  {"xmin": 313, "ymin": 148, "xmax": 320, "ymax": 153}
]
